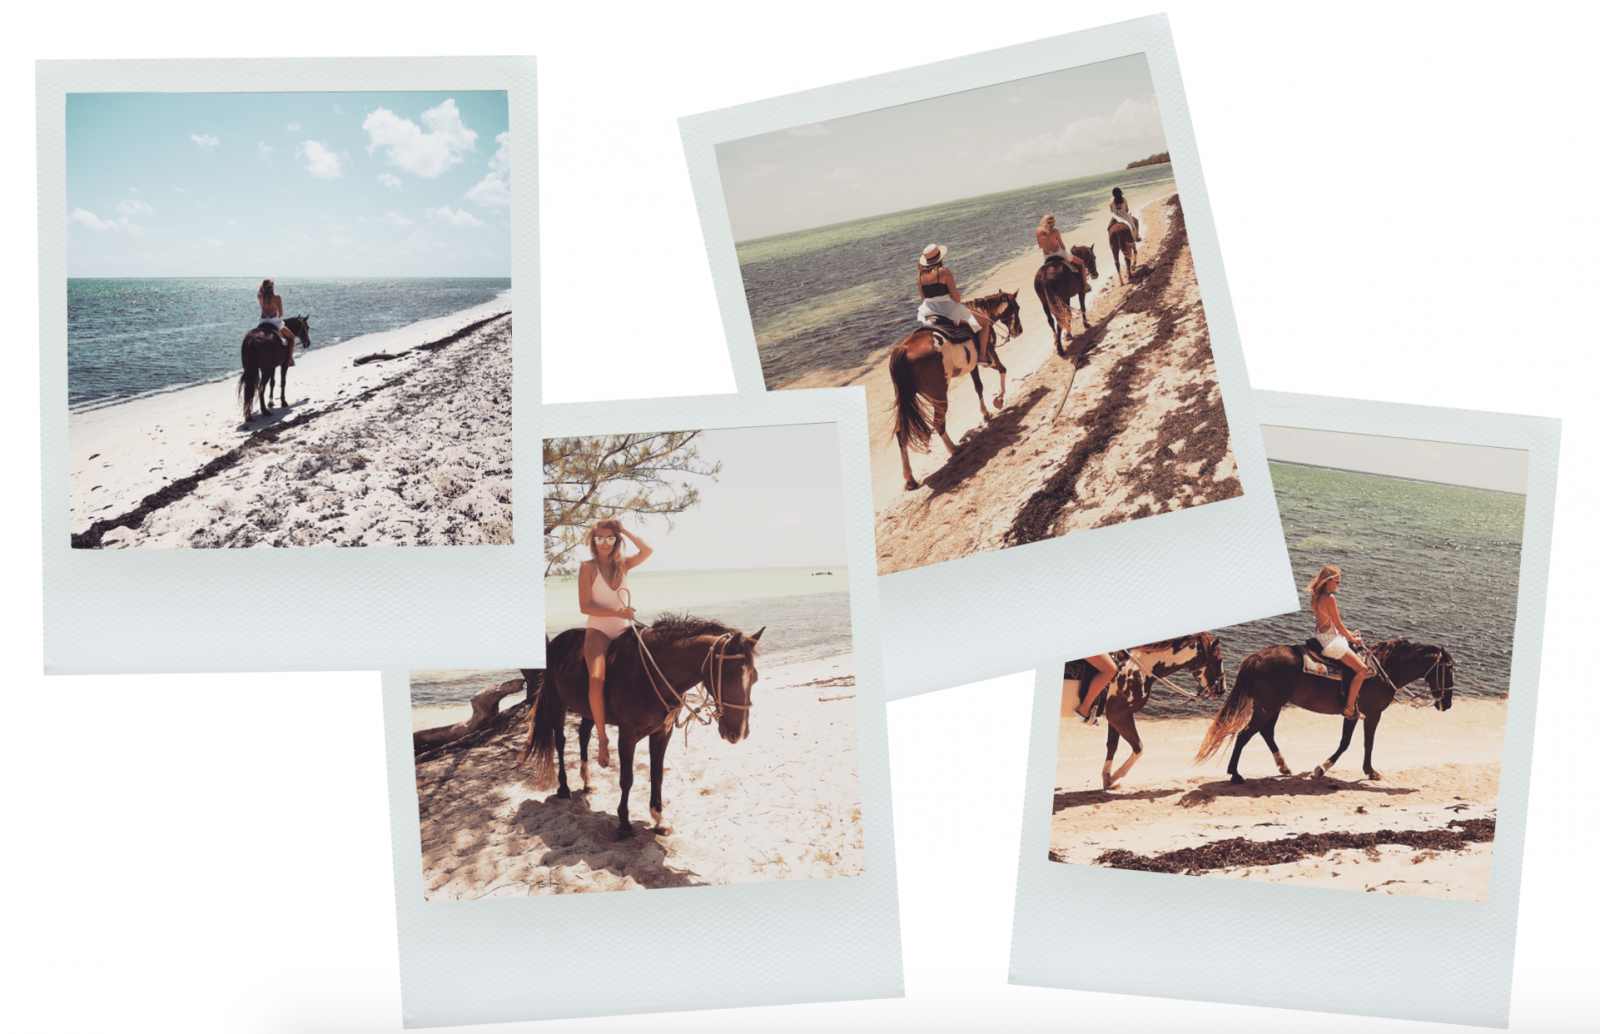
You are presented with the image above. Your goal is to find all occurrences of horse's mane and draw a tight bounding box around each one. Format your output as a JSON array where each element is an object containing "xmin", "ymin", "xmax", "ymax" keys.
[{"xmin": 644, "ymin": 613, "xmax": 761, "ymax": 654}]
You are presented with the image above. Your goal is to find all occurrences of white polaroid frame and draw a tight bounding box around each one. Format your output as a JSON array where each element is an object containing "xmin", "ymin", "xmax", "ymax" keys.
[
  {"xmin": 1009, "ymin": 390, "xmax": 1560, "ymax": 1026},
  {"xmin": 38, "ymin": 57, "xmax": 543, "ymax": 674},
  {"xmin": 381, "ymin": 387, "xmax": 902, "ymax": 1026},
  {"xmin": 679, "ymin": 15, "xmax": 1296, "ymax": 699}
]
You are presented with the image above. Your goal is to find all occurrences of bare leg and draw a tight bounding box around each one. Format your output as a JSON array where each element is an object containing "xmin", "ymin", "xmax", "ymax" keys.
[
  {"xmin": 1340, "ymin": 650, "xmax": 1369, "ymax": 719},
  {"xmin": 583, "ymin": 627, "xmax": 614, "ymax": 767},
  {"xmin": 1074, "ymin": 654, "xmax": 1118, "ymax": 720}
]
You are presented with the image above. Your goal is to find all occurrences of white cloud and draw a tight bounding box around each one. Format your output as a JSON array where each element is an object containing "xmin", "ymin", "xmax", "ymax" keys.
[
  {"xmin": 465, "ymin": 131, "xmax": 511, "ymax": 208},
  {"xmin": 363, "ymin": 98, "xmax": 478, "ymax": 179},
  {"xmin": 191, "ymin": 133, "xmax": 220, "ymax": 150},
  {"xmin": 257, "ymin": 142, "xmax": 275, "ymax": 160},
  {"xmin": 384, "ymin": 211, "xmax": 413, "ymax": 226},
  {"xmin": 287, "ymin": 122, "xmax": 301, "ymax": 131},
  {"xmin": 204, "ymin": 238, "xmax": 223, "ymax": 247},
  {"xmin": 69, "ymin": 208, "xmax": 145, "ymax": 235},
  {"xmin": 377, "ymin": 172, "xmax": 403, "ymax": 190},
  {"xmin": 116, "ymin": 198, "xmax": 155, "ymax": 216},
  {"xmin": 1001, "ymin": 98, "xmax": 1165, "ymax": 167},
  {"xmin": 128, "ymin": 187, "xmax": 138, "ymax": 194},
  {"xmin": 298, "ymin": 140, "xmax": 343, "ymax": 179},
  {"xmin": 425, "ymin": 206, "xmax": 486, "ymax": 227},
  {"xmin": 227, "ymin": 218, "xmax": 237, "ymax": 227},
  {"xmin": 787, "ymin": 124, "xmax": 829, "ymax": 137},
  {"xmin": 329, "ymin": 236, "xmax": 354, "ymax": 245}
]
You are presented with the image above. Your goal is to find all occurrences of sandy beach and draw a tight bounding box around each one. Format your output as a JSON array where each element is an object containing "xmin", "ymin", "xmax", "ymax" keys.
[
  {"xmin": 412, "ymin": 653, "xmax": 864, "ymax": 898},
  {"xmin": 849, "ymin": 188, "xmax": 1240, "ymax": 574},
  {"xmin": 1048, "ymin": 696, "xmax": 1507, "ymax": 900},
  {"xmin": 69, "ymin": 296, "xmax": 513, "ymax": 548}
]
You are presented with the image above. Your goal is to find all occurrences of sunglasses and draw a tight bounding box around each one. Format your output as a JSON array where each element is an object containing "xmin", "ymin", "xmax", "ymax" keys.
[{"xmin": 594, "ymin": 535, "xmax": 617, "ymax": 545}]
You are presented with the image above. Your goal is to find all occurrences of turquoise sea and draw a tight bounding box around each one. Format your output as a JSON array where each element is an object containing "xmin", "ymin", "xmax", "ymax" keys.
[
  {"xmin": 68, "ymin": 276, "xmax": 511, "ymax": 410},
  {"xmin": 1134, "ymin": 461, "xmax": 1524, "ymax": 718},
  {"xmin": 735, "ymin": 166, "xmax": 1176, "ymax": 388}
]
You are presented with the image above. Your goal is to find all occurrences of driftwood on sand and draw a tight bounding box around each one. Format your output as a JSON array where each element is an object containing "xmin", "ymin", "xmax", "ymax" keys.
[{"xmin": 413, "ymin": 677, "xmax": 533, "ymax": 755}]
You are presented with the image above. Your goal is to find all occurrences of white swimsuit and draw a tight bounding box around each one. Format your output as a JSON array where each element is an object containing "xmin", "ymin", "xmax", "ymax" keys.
[
  {"xmin": 258, "ymin": 315, "xmax": 285, "ymax": 329},
  {"xmin": 1315, "ymin": 629, "xmax": 1350, "ymax": 660},
  {"xmin": 586, "ymin": 566, "xmax": 630, "ymax": 641}
]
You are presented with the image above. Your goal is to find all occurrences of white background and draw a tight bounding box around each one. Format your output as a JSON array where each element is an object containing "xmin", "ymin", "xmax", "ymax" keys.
[{"xmin": 4, "ymin": 2, "xmax": 1594, "ymax": 1031}]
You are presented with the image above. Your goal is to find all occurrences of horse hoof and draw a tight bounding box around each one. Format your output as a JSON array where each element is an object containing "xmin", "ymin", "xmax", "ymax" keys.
[
  {"xmin": 653, "ymin": 825, "xmax": 676, "ymax": 836},
  {"xmin": 903, "ymin": 479, "xmax": 919, "ymax": 491},
  {"xmin": 555, "ymin": 787, "xmax": 571, "ymax": 800},
  {"xmin": 1230, "ymin": 774, "xmax": 1245, "ymax": 785},
  {"xmin": 616, "ymin": 822, "xmax": 634, "ymax": 840},
  {"xmin": 993, "ymin": 396, "xmax": 1004, "ymax": 409},
  {"xmin": 1313, "ymin": 766, "xmax": 1326, "ymax": 778},
  {"xmin": 1367, "ymin": 771, "xmax": 1382, "ymax": 781}
]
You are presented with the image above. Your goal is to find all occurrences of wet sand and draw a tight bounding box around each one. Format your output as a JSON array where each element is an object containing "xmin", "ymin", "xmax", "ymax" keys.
[
  {"xmin": 1048, "ymin": 696, "xmax": 1507, "ymax": 900},
  {"xmin": 413, "ymin": 653, "xmax": 865, "ymax": 897}
]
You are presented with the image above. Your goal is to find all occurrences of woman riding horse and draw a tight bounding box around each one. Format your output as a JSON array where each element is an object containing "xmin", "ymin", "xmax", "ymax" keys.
[
  {"xmin": 916, "ymin": 244, "xmax": 993, "ymax": 365},
  {"xmin": 577, "ymin": 519, "xmax": 653, "ymax": 768},
  {"xmin": 1108, "ymin": 187, "xmax": 1141, "ymax": 243},
  {"xmin": 1308, "ymin": 564, "xmax": 1369, "ymax": 719},
  {"xmin": 256, "ymin": 278, "xmax": 298, "ymax": 365}
]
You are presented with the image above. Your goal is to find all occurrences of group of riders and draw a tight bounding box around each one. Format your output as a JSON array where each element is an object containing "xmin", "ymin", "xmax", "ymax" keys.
[
  {"xmin": 912, "ymin": 186, "xmax": 1142, "ymax": 365},
  {"xmin": 1072, "ymin": 563, "xmax": 1371, "ymax": 722}
]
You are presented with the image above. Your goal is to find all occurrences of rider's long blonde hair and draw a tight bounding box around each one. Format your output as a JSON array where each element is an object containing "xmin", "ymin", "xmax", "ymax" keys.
[
  {"xmin": 587, "ymin": 519, "xmax": 627, "ymax": 588},
  {"xmin": 1306, "ymin": 564, "xmax": 1343, "ymax": 601},
  {"xmin": 257, "ymin": 278, "xmax": 276, "ymax": 311}
]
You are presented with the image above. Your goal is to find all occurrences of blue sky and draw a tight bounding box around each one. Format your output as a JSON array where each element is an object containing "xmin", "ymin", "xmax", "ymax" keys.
[
  {"xmin": 716, "ymin": 54, "xmax": 1168, "ymax": 241},
  {"xmin": 66, "ymin": 90, "xmax": 510, "ymax": 277}
]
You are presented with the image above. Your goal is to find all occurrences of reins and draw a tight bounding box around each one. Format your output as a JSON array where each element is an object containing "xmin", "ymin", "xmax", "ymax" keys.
[{"xmin": 620, "ymin": 589, "xmax": 751, "ymax": 730}]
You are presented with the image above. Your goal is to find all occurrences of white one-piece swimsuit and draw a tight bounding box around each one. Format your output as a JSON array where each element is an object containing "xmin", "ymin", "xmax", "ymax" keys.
[{"xmin": 587, "ymin": 566, "xmax": 630, "ymax": 640}]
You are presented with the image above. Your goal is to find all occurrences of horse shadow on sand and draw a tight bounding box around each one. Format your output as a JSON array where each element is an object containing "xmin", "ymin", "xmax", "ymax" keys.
[
  {"xmin": 1053, "ymin": 786, "xmax": 1184, "ymax": 813},
  {"xmin": 235, "ymin": 397, "xmax": 309, "ymax": 435},
  {"xmin": 1177, "ymin": 776, "xmax": 1419, "ymax": 809},
  {"xmin": 510, "ymin": 791, "xmax": 708, "ymax": 891},
  {"xmin": 916, "ymin": 383, "xmax": 1052, "ymax": 500}
]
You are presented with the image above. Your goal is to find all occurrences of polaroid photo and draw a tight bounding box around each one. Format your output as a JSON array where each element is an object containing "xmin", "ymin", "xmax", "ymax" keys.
[
  {"xmin": 680, "ymin": 15, "xmax": 1295, "ymax": 698},
  {"xmin": 39, "ymin": 57, "xmax": 542, "ymax": 673},
  {"xmin": 1010, "ymin": 391, "xmax": 1560, "ymax": 1026},
  {"xmin": 381, "ymin": 388, "xmax": 901, "ymax": 1026}
]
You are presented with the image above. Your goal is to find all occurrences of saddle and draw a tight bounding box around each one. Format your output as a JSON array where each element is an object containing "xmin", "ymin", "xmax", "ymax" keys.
[
  {"xmin": 1301, "ymin": 638, "xmax": 1354, "ymax": 681},
  {"xmin": 919, "ymin": 313, "xmax": 975, "ymax": 345}
]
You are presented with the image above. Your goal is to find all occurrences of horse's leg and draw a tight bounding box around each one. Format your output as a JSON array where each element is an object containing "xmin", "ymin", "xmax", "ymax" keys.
[
  {"xmin": 257, "ymin": 363, "xmax": 273, "ymax": 415},
  {"xmin": 898, "ymin": 432, "xmax": 918, "ymax": 492},
  {"xmin": 615, "ymin": 732, "xmax": 638, "ymax": 839},
  {"xmin": 1258, "ymin": 711, "xmax": 1292, "ymax": 776},
  {"xmin": 989, "ymin": 351, "xmax": 1008, "ymax": 409},
  {"xmin": 1226, "ymin": 714, "xmax": 1266, "ymax": 784},
  {"xmin": 578, "ymin": 716, "xmax": 595, "ymax": 792},
  {"xmin": 554, "ymin": 713, "xmax": 571, "ymax": 800},
  {"xmin": 922, "ymin": 372, "xmax": 958, "ymax": 454},
  {"xmin": 1106, "ymin": 710, "xmax": 1144, "ymax": 790},
  {"xmin": 1035, "ymin": 283, "xmax": 1063, "ymax": 355},
  {"xmin": 646, "ymin": 729, "xmax": 674, "ymax": 835},
  {"xmin": 970, "ymin": 367, "xmax": 990, "ymax": 421},
  {"xmin": 1101, "ymin": 725, "xmax": 1121, "ymax": 791},
  {"xmin": 1360, "ymin": 713, "xmax": 1383, "ymax": 781},
  {"xmin": 278, "ymin": 360, "xmax": 289, "ymax": 408},
  {"xmin": 1314, "ymin": 714, "xmax": 1360, "ymax": 778}
]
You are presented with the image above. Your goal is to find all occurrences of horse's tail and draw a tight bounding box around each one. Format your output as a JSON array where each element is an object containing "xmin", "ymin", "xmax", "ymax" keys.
[
  {"xmin": 236, "ymin": 362, "xmax": 258, "ymax": 422},
  {"xmin": 888, "ymin": 342, "xmax": 934, "ymax": 453},
  {"xmin": 1195, "ymin": 657, "xmax": 1255, "ymax": 762},
  {"xmin": 516, "ymin": 652, "xmax": 562, "ymax": 790}
]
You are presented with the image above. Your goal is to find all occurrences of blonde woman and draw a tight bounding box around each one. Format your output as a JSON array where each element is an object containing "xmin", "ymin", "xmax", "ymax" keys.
[
  {"xmin": 256, "ymin": 278, "xmax": 298, "ymax": 366},
  {"xmin": 1072, "ymin": 653, "xmax": 1120, "ymax": 722},
  {"xmin": 1308, "ymin": 564, "xmax": 1368, "ymax": 718},
  {"xmin": 577, "ymin": 519, "xmax": 653, "ymax": 767}
]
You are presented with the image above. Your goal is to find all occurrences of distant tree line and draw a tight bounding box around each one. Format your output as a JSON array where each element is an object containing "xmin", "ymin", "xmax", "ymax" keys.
[{"xmin": 1126, "ymin": 152, "xmax": 1171, "ymax": 169}]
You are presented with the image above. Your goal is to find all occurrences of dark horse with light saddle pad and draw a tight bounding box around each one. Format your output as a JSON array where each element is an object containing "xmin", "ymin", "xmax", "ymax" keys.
[
  {"xmin": 1033, "ymin": 244, "xmax": 1098, "ymax": 355},
  {"xmin": 1195, "ymin": 637, "xmax": 1455, "ymax": 784},
  {"xmin": 237, "ymin": 315, "xmax": 311, "ymax": 423},
  {"xmin": 517, "ymin": 616, "xmax": 764, "ymax": 840}
]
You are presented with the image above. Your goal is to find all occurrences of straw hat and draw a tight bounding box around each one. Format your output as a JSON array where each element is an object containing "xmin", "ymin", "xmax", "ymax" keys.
[{"xmin": 918, "ymin": 244, "xmax": 948, "ymax": 267}]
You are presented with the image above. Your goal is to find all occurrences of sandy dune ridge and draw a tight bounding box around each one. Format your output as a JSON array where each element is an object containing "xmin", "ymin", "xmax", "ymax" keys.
[
  {"xmin": 412, "ymin": 654, "xmax": 865, "ymax": 898},
  {"xmin": 868, "ymin": 192, "xmax": 1241, "ymax": 574},
  {"xmin": 70, "ymin": 305, "xmax": 513, "ymax": 549},
  {"xmin": 1049, "ymin": 697, "xmax": 1507, "ymax": 900}
]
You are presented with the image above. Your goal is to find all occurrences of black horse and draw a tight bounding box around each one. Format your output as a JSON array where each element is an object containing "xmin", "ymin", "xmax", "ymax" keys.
[
  {"xmin": 517, "ymin": 616, "xmax": 763, "ymax": 840},
  {"xmin": 1033, "ymin": 244, "xmax": 1099, "ymax": 355},
  {"xmin": 1195, "ymin": 637, "xmax": 1455, "ymax": 783},
  {"xmin": 237, "ymin": 315, "xmax": 311, "ymax": 423}
]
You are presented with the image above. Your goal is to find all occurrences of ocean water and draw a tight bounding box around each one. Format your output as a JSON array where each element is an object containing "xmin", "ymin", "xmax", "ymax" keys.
[
  {"xmin": 67, "ymin": 277, "xmax": 511, "ymax": 410},
  {"xmin": 735, "ymin": 166, "xmax": 1176, "ymax": 388},
  {"xmin": 1126, "ymin": 462, "xmax": 1524, "ymax": 719},
  {"xmin": 410, "ymin": 669, "xmax": 527, "ymax": 710}
]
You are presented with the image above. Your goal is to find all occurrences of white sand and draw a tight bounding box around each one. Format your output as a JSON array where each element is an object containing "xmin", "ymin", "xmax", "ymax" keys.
[
  {"xmin": 1049, "ymin": 697, "xmax": 1507, "ymax": 900},
  {"xmin": 414, "ymin": 653, "xmax": 865, "ymax": 898},
  {"xmin": 70, "ymin": 295, "xmax": 513, "ymax": 548}
]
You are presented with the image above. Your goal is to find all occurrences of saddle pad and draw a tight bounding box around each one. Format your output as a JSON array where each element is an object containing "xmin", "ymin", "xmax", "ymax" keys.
[
  {"xmin": 921, "ymin": 315, "xmax": 974, "ymax": 343},
  {"xmin": 1301, "ymin": 652, "xmax": 1342, "ymax": 680}
]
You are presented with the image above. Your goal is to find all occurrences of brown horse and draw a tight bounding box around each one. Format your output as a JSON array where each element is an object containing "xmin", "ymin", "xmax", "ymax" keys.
[
  {"xmin": 1195, "ymin": 637, "xmax": 1455, "ymax": 784},
  {"xmin": 1069, "ymin": 632, "xmax": 1228, "ymax": 790},
  {"xmin": 1033, "ymin": 244, "xmax": 1099, "ymax": 355},
  {"xmin": 887, "ymin": 290, "xmax": 1023, "ymax": 491},
  {"xmin": 1108, "ymin": 219, "xmax": 1137, "ymax": 285},
  {"xmin": 517, "ymin": 615, "xmax": 764, "ymax": 840},
  {"xmin": 237, "ymin": 315, "xmax": 311, "ymax": 423}
]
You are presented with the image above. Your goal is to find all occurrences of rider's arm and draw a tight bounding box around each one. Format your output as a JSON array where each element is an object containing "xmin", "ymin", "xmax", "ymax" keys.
[
  {"xmin": 621, "ymin": 528, "xmax": 653, "ymax": 570},
  {"xmin": 942, "ymin": 269, "xmax": 963, "ymax": 304},
  {"xmin": 1329, "ymin": 598, "xmax": 1360, "ymax": 642}
]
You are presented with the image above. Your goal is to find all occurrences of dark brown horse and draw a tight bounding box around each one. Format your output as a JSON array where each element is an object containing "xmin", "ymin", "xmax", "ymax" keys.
[
  {"xmin": 887, "ymin": 290, "xmax": 1023, "ymax": 491},
  {"xmin": 237, "ymin": 315, "xmax": 311, "ymax": 423},
  {"xmin": 1070, "ymin": 632, "xmax": 1227, "ymax": 790},
  {"xmin": 1195, "ymin": 637, "xmax": 1455, "ymax": 784},
  {"xmin": 1108, "ymin": 219, "xmax": 1137, "ymax": 285},
  {"xmin": 1033, "ymin": 244, "xmax": 1099, "ymax": 355},
  {"xmin": 517, "ymin": 616, "xmax": 764, "ymax": 840}
]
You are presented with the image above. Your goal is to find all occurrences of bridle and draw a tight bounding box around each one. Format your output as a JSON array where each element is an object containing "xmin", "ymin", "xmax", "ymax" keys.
[{"xmin": 622, "ymin": 591, "xmax": 753, "ymax": 730}]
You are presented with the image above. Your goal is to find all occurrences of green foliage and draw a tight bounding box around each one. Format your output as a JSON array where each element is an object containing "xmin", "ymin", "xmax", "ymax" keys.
[
  {"xmin": 1125, "ymin": 152, "xmax": 1171, "ymax": 170},
  {"xmin": 543, "ymin": 433, "xmax": 721, "ymax": 575}
]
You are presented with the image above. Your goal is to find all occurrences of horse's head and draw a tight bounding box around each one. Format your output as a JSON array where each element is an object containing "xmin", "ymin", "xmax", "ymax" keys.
[
  {"xmin": 1428, "ymin": 646, "xmax": 1455, "ymax": 711},
  {"xmin": 996, "ymin": 290, "xmax": 1023, "ymax": 339},
  {"xmin": 286, "ymin": 314, "xmax": 312, "ymax": 347},
  {"xmin": 712, "ymin": 625, "xmax": 763, "ymax": 744},
  {"xmin": 1072, "ymin": 243, "xmax": 1100, "ymax": 280},
  {"xmin": 1196, "ymin": 633, "xmax": 1228, "ymax": 700}
]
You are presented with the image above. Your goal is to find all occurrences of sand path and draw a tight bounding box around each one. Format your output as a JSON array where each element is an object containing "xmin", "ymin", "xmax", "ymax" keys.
[
  {"xmin": 869, "ymin": 191, "xmax": 1241, "ymax": 574},
  {"xmin": 70, "ymin": 300, "xmax": 513, "ymax": 548},
  {"xmin": 413, "ymin": 654, "xmax": 865, "ymax": 898},
  {"xmin": 1048, "ymin": 697, "xmax": 1507, "ymax": 900}
]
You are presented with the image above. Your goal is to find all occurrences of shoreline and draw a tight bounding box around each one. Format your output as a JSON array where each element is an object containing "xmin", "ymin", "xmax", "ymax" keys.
[{"xmin": 71, "ymin": 294, "xmax": 514, "ymax": 548}]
